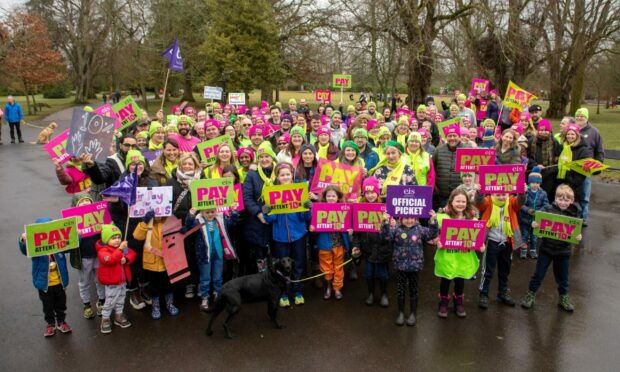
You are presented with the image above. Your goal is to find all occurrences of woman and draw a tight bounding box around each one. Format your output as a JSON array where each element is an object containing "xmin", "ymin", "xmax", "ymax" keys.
[
  {"xmin": 278, "ymin": 126, "xmax": 306, "ymax": 165},
  {"xmin": 519, "ymin": 112, "xmax": 537, "ymax": 140},
  {"xmin": 148, "ymin": 122, "xmax": 165, "ymax": 150},
  {"xmin": 370, "ymin": 141, "xmax": 417, "ymax": 197},
  {"xmin": 136, "ymin": 132, "xmax": 148, "ymax": 151},
  {"xmin": 495, "ymin": 128, "xmax": 521, "ymax": 164},
  {"xmin": 316, "ymin": 125, "xmax": 339, "ymax": 161},
  {"xmin": 418, "ymin": 128, "xmax": 435, "ymax": 156},
  {"xmin": 223, "ymin": 124, "xmax": 242, "ymax": 150},
  {"xmin": 337, "ymin": 140, "xmax": 365, "ymax": 174},
  {"xmin": 556, "ymin": 124, "xmax": 593, "ymax": 202},
  {"xmin": 275, "ymin": 133, "xmax": 290, "ymax": 160},
  {"xmin": 236, "ymin": 147, "xmax": 254, "ymax": 184},
  {"xmin": 372, "ymin": 126, "xmax": 392, "ymax": 162},
  {"xmin": 393, "ymin": 116, "xmax": 410, "ymax": 149},
  {"xmin": 150, "ymin": 139, "xmax": 180, "ymax": 186},
  {"xmin": 205, "ymin": 143, "xmax": 236, "ymax": 179},
  {"xmin": 404, "ymin": 132, "xmax": 435, "ymax": 187}
]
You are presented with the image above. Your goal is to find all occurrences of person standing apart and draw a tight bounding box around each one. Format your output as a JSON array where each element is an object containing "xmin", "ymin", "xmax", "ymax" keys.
[{"xmin": 4, "ymin": 95, "xmax": 24, "ymax": 143}]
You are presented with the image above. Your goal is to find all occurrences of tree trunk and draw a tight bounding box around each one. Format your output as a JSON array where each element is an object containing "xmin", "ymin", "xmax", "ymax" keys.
[
  {"xmin": 568, "ymin": 61, "xmax": 586, "ymax": 116},
  {"xmin": 140, "ymin": 81, "xmax": 149, "ymax": 112},
  {"xmin": 261, "ymin": 87, "xmax": 273, "ymax": 104},
  {"xmin": 275, "ymin": 89, "xmax": 280, "ymax": 103},
  {"xmin": 182, "ymin": 72, "xmax": 195, "ymax": 102},
  {"xmin": 31, "ymin": 93, "xmax": 38, "ymax": 113}
]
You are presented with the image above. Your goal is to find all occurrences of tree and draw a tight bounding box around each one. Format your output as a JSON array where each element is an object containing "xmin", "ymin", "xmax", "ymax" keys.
[{"xmin": 3, "ymin": 12, "xmax": 66, "ymax": 114}]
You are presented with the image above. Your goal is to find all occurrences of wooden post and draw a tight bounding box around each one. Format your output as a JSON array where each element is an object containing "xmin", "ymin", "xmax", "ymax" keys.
[{"xmin": 160, "ymin": 68, "xmax": 171, "ymax": 111}]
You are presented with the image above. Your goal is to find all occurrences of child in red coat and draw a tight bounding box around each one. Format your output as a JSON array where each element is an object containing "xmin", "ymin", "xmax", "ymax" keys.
[{"xmin": 97, "ymin": 224, "xmax": 136, "ymax": 334}]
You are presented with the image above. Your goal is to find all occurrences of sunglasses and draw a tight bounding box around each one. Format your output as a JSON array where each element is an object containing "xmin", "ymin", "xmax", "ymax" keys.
[{"xmin": 122, "ymin": 143, "xmax": 138, "ymax": 148}]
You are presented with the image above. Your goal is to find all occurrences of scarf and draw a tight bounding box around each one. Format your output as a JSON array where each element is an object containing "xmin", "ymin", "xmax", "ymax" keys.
[
  {"xmin": 531, "ymin": 136, "xmax": 554, "ymax": 167},
  {"xmin": 238, "ymin": 166, "xmax": 249, "ymax": 184},
  {"xmin": 370, "ymin": 156, "xmax": 406, "ymax": 195},
  {"xmin": 148, "ymin": 140, "xmax": 163, "ymax": 151},
  {"xmin": 175, "ymin": 169, "xmax": 201, "ymax": 189},
  {"xmin": 163, "ymin": 159, "xmax": 177, "ymax": 177},
  {"xmin": 396, "ymin": 134, "xmax": 408, "ymax": 149},
  {"xmin": 258, "ymin": 166, "xmax": 275, "ymax": 187},
  {"xmin": 67, "ymin": 159, "xmax": 82, "ymax": 172},
  {"xmin": 557, "ymin": 142, "xmax": 573, "ymax": 179},
  {"xmin": 196, "ymin": 214, "xmax": 237, "ymax": 262},
  {"xmin": 487, "ymin": 196, "xmax": 513, "ymax": 238},
  {"xmin": 317, "ymin": 142, "xmax": 330, "ymax": 159}
]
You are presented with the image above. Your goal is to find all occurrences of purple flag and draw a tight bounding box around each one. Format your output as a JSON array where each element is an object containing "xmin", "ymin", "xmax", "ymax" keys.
[
  {"xmin": 101, "ymin": 171, "xmax": 138, "ymax": 206},
  {"xmin": 162, "ymin": 38, "xmax": 184, "ymax": 72}
]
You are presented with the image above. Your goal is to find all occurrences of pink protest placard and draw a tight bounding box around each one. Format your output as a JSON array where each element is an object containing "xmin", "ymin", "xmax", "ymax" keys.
[
  {"xmin": 311, "ymin": 203, "xmax": 352, "ymax": 232},
  {"xmin": 93, "ymin": 104, "xmax": 123, "ymax": 129},
  {"xmin": 440, "ymin": 219, "xmax": 486, "ymax": 251},
  {"xmin": 479, "ymin": 164, "xmax": 525, "ymax": 194},
  {"xmin": 471, "ymin": 78, "xmax": 490, "ymax": 94},
  {"xmin": 44, "ymin": 129, "xmax": 70, "ymax": 164},
  {"xmin": 315, "ymin": 90, "xmax": 331, "ymax": 103},
  {"xmin": 476, "ymin": 98, "xmax": 488, "ymax": 121},
  {"xmin": 61, "ymin": 201, "xmax": 111, "ymax": 237},
  {"xmin": 352, "ymin": 203, "xmax": 386, "ymax": 232},
  {"xmin": 310, "ymin": 159, "xmax": 363, "ymax": 200},
  {"xmin": 217, "ymin": 184, "xmax": 244, "ymax": 213},
  {"xmin": 455, "ymin": 148, "xmax": 496, "ymax": 172}
]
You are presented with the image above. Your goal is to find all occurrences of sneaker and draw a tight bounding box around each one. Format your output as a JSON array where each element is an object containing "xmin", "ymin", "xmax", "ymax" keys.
[
  {"xmin": 200, "ymin": 297, "xmax": 209, "ymax": 312},
  {"xmin": 279, "ymin": 295, "xmax": 291, "ymax": 308},
  {"xmin": 129, "ymin": 290, "xmax": 146, "ymax": 310},
  {"xmin": 380, "ymin": 294, "xmax": 389, "ymax": 308},
  {"xmin": 558, "ymin": 294, "xmax": 575, "ymax": 312},
  {"xmin": 365, "ymin": 293, "xmax": 374, "ymax": 306},
  {"xmin": 114, "ymin": 314, "xmax": 132, "ymax": 328},
  {"xmin": 478, "ymin": 293, "xmax": 489, "ymax": 309},
  {"xmin": 294, "ymin": 294, "xmax": 305, "ymax": 306},
  {"xmin": 323, "ymin": 286, "xmax": 332, "ymax": 300},
  {"xmin": 529, "ymin": 250, "xmax": 538, "ymax": 259},
  {"xmin": 496, "ymin": 291, "xmax": 516, "ymax": 306},
  {"xmin": 56, "ymin": 322, "xmax": 72, "ymax": 334},
  {"xmin": 140, "ymin": 288, "xmax": 152, "ymax": 305},
  {"xmin": 96, "ymin": 300, "xmax": 104, "ymax": 316},
  {"xmin": 406, "ymin": 312, "xmax": 416, "ymax": 326},
  {"xmin": 521, "ymin": 291, "xmax": 536, "ymax": 309},
  {"xmin": 334, "ymin": 290, "xmax": 343, "ymax": 300},
  {"xmin": 10, "ymin": 139, "xmax": 15, "ymax": 144},
  {"xmin": 83, "ymin": 306, "xmax": 95, "ymax": 319},
  {"xmin": 395, "ymin": 312, "xmax": 405, "ymax": 326},
  {"xmin": 18, "ymin": 139, "xmax": 24, "ymax": 143},
  {"xmin": 100, "ymin": 318, "xmax": 112, "ymax": 334},
  {"xmin": 519, "ymin": 249, "xmax": 527, "ymax": 259},
  {"xmin": 44, "ymin": 324, "xmax": 56, "ymax": 337},
  {"xmin": 185, "ymin": 284, "xmax": 196, "ymax": 299}
]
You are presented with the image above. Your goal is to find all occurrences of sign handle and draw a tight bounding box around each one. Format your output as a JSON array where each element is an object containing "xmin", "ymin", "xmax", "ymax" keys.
[
  {"xmin": 160, "ymin": 68, "xmax": 171, "ymax": 112},
  {"xmin": 340, "ymin": 87, "xmax": 343, "ymax": 105}
]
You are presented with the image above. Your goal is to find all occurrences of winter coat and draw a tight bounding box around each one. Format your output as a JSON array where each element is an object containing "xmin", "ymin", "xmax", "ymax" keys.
[
  {"xmin": 242, "ymin": 168, "xmax": 273, "ymax": 247},
  {"xmin": 485, "ymin": 100, "xmax": 499, "ymax": 123},
  {"xmin": 96, "ymin": 240, "xmax": 137, "ymax": 285},
  {"xmin": 133, "ymin": 220, "xmax": 165, "ymax": 272},
  {"xmin": 264, "ymin": 210, "xmax": 311, "ymax": 243},
  {"xmin": 83, "ymin": 152, "xmax": 127, "ymax": 188},
  {"xmin": 3, "ymin": 102, "xmax": 23, "ymax": 123},
  {"xmin": 380, "ymin": 220, "xmax": 438, "ymax": 272},
  {"xmin": 359, "ymin": 145, "xmax": 379, "ymax": 171},
  {"xmin": 19, "ymin": 240, "xmax": 69, "ymax": 291},
  {"xmin": 315, "ymin": 231, "xmax": 351, "ymax": 253},
  {"xmin": 538, "ymin": 202, "xmax": 582, "ymax": 257},
  {"xmin": 561, "ymin": 140, "xmax": 594, "ymax": 201},
  {"xmin": 519, "ymin": 187, "xmax": 550, "ymax": 226},
  {"xmin": 167, "ymin": 169, "xmax": 194, "ymax": 221},
  {"xmin": 433, "ymin": 142, "xmax": 467, "ymax": 199},
  {"xmin": 527, "ymin": 135, "xmax": 561, "ymax": 179},
  {"xmin": 579, "ymin": 122, "xmax": 604, "ymax": 163},
  {"xmin": 496, "ymin": 145, "xmax": 522, "ymax": 164},
  {"xmin": 149, "ymin": 155, "xmax": 173, "ymax": 186},
  {"xmin": 352, "ymin": 230, "xmax": 391, "ymax": 264},
  {"xmin": 475, "ymin": 192, "xmax": 526, "ymax": 249},
  {"xmin": 55, "ymin": 165, "xmax": 91, "ymax": 194}
]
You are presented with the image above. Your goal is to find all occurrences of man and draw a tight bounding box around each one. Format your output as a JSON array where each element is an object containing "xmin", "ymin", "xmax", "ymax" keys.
[
  {"xmin": 4, "ymin": 95, "xmax": 24, "ymax": 143},
  {"xmin": 269, "ymin": 114, "xmax": 293, "ymax": 149},
  {"xmin": 264, "ymin": 106, "xmax": 282, "ymax": 140},
  {"xmin": 170, "ymin": 115, "xmax": 201, "ymax": 153},
  {"xmin": 432, "ymin": 125, "xmax": 468, "ymax": 208},
  {"xmin": 526, "ymin": 119, "xmax": 560, "ymax": 200},
  {"xmin": 528, "ymin": 104, "xmax": 543, "ymax": 128},
  {"xmin": 456, "ymin": 94, "xmax": 476, "ymax": 127},
  {"xmin": 353, "ymin": 128, "xmax": 378, "ymax": 172},
  {"xmin": 298, "ymin": 98, "xmax": 310, "ymax": 115},
  {"xmin": 574, "ymin": 107, "xmax": 604, "ymax": 225},
  {"xmin": 328, "ymin": 111, "xmax": 346, "ymax": 147},
  {"xmin": 82, "ymin": 134, "xmax": 137, "ymax": 188},
  {"xmin": 287, "ymin": 98, "xmax": 297, "ymax": 114}
]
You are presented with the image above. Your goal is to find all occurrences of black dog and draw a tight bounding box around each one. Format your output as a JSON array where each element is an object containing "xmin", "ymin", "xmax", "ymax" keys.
[{"xmin": 206, "ymin": 257, "xmax": 293, "ymax": 339}]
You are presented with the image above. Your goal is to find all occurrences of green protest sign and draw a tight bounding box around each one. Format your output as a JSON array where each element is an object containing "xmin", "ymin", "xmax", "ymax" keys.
[
  {"xmin": 112, "ymin": 96, "xmax": 143, "ymax": 131},
  {"xmin": 437, "ymin": 117, "xmax": 463, "ymax": 139},
  {"xmin": 25, "ymin": 217, "xmax": 79, "ymax": 257},
  {"xmin": 534, "ymin": 211, "xmax": 582, "ymax": 244},
  {"xmin": 332, "ymin": 74, "xmax": 352, "ymax": 88},
  {"xmin": 191, "ymin": 178, "xmax": 235, "ymax": 210},
  {"xmin": 195, "ymin": 135, "xmax": 237, "ymax": 166}
]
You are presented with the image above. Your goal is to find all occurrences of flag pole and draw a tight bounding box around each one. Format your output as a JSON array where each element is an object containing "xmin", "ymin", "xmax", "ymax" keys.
[
  {"xmin": 123, "ymin": 214, "xmax": 131, "ymax": 242},
  {"xmin": 160, "ymin": 68, "xmax": 171, "ymax": 112}
]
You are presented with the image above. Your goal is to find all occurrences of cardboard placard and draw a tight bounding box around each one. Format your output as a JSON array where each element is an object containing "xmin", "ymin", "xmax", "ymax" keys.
[
  {"xmin": 439, "ymin": 219, "xmax": 486, "ymax": 251},
  {"xmin": 311, "ymin": 203, "xmax": 351, "ymax": 232},
  {"xmin": 534, "ymin": 211, "xmax": 582, "ymax": 244},
  {"xmin": 228, "ymin": 93, "xmax": 246, "ymax": 105},
  {"xmin": 310, "ymin": 159, "xmax": 363, "ymax": 199},
  {"xmin": 129, "ymin": 186, "xmax": 173, "ymax": 218},
  {"xmin": 479, "ymin": 164, "xmax": 525, "ymax": 194},
  {"xmin": 455, "ymin": 148, "xmax": 496, "ymax": 172},
  {"xmin": 385, "ymin": 185, "xmax": 433, "ymax": 218},
  {"xmin": 204, "ymin": 86, "xmax": 223, "ymax": 100},
  {"xmin": 471, "ymin": 78, "xmax": 490, "ymax": 94},
  {"xmin": 112, "ymin": 96, "xmax": 143, "ymax": 130},
  {"xmin": 65, "ymin": 108, "xmax": 117, "ymax": 162},
  {"xmin": 262, "ymin": 183, "xmax": 309, "ymax": 215},
  {"xmin": 191, "ymin": 178, "xmax": 235, "ymax": 210},
  {"xmin": 315, "ymin": 90, "xmax": 332, "ymax": 102},
  {"xmin": 44, "ymin": 129, "xmax": 70, "ymax": 164},
  {"xmin": 195, "ymin": 135, "xmax": 237, "ymax": 166},
  {"xmin": 25, "ymin": 217, "xmax": 79, "ymax": 257},
  {"xmin": 352, "ymin": 203, "xmax": 386, "ymax": 232},
  {"xmin": 61, "ymin": 201, "xmax": 111, "ymax": 237},
  {"xmin": 332, "ymin": 74, "xmax": 352, "ymax": 89}
]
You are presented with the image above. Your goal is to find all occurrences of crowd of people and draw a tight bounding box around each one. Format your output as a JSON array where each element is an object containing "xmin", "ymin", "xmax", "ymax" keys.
[{"xmin": 17, "ymin": 89, "xmax": 605, "ymax": 337}]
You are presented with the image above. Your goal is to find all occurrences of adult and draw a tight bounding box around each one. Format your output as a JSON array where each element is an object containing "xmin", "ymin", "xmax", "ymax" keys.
[
  {"xmin": 485, "ymin": 90, "xmax": 500, "ymax": 124},
  {"xmin": 527, "ymin": 120, "xmax": 560, "ymax": 200},
  {"xmin": 203, "ymin": 119, "xmax": 221, "ymax": 141},
  {"xmin": 433, "ymin": 126, "xmax": 468, "ymax": 208},
  {"xmin": 171, "ymin": 115, "xmax": 200, "ymax": 153},
  {"xmin": 528, "ymin": 104, "xmax": 543, "ymax": 129},
  {"xmin": 82, "ymin": 134, "xmax": 137, "ymax": 188},
  {"xmin": 370, "ymin": 140, "xmax": 417, "ymax": 197},
  {"xmin": 329, "ymin": 111, "xmax": 346, "ymax": 147},
  {"xmin": 236, "ymin": 147, "xmax": 254, "ymax": 183},
  {"xmin": 149, "ymin": 139, "xmax": 180, "ymax": 186},
  {"xmin": 315, "ymin": 125, "xmax": 339, "ymax": 160},
  {"xmin": 277, "ymin": 126, "xmax": 306, "ymax": 166},
  {"xmin": 574, "ymin": 107, "xmax": 604, "ymax": 225},
  {"xmin": 404, "ymin": 132, "xmax": 435, "ymax": 187},
  {"xmin": 352, "ymin": 128, "xmax": 379, "ymax": 172},
  {"xmin": 495, "ymin": 129, "xmax": 521, "ymax": 165},
  {"xmin": 4, "ymin": 95, "xmax": 24, "ymax": 143},
  {"xmin": 205, "ymin": 143, "xmax": 236, "ymax": 179},
  {"xmin": 248, "ymin": 125, "xmax": 265, "ymax": 153},
  {"xmin": 269, "ymin": 114, "xmax": 293, "ymax": 149},
  {"xmin": 556, "ymin": 123, "xmax": 593, "ymax": 211},
  {"xmin": 298, "ymin": 98, "xmax": 310, "ymax": 116},
  {"xmin": 456, "ymin": 94, "xmax": 476, "ymax": 128},
  {"xmin": 147, "ymin": 122, "xmax": 165, "ymax": 150},
  {"xmin": 265, "ymin": 105, "xmax": 282, "ymax": 138}
]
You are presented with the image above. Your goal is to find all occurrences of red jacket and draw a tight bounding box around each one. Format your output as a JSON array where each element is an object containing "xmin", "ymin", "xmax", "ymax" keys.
[{"xmin": 96, "ymin": 241, "xmax": 136, "ymax": 285}]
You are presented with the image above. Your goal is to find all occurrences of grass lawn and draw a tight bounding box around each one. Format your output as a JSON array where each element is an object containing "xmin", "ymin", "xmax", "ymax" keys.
[{"xmin": 3, "ymin": 94, "xmax": 89, "ymax": 123}]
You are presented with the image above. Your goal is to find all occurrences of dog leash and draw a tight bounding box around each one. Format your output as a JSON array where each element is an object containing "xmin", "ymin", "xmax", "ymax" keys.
[{"xmin": 289, "ymin": 258, "xmax": 354, "ymax": 283}]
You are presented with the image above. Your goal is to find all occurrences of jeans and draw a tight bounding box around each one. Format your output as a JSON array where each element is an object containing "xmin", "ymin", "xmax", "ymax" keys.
[
  {"xmin": 38, "ymin": 284, "xmax": 66, "ymax": 325},
  {"xmin": 8, "ymin": 121, "xmax": 22, "ymax": 140},
  {"xmin": 479, "ymin": 240, "xmax": 513, "ymax": 295},
  {"xmin": 528, "ymin": 251, "xmax": 570, "ymax": 295},
  {"xmin": 521, "ymin": 225, "xmax": 538, "ymax": 253},
  {"xmin": 272, "ymin": 237, "xmax": 307, "ymax": 294},
  {"xmin": 365, "ymin": 262, "xmax": 389, "ymax": 281},
  {"xmin": 198, "ymin": 255, "xmax": 223, "ymax": 298},
  {"xmin": 581, "ymin": 177, "xmax": 592, "ymax": 221}
]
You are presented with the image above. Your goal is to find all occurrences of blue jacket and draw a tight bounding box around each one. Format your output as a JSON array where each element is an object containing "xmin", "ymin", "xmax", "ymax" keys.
[
  {"xmin": 4, "ymin": 102, "xmax": 24, "ymax": 123},
  {"xmin": 242, "ymin": 168, "xmax": 272, "ymax": 247},
  {"xmin": 315, "ymin": 231, "xmax": 351, "ymax": 253},
  {"xmin": 264, "ymin": 211, "xmax": 311, "ymax": 243},
  {"xmin": 19, "ymin": 240, "xmax": 69, "ymax": 291},
  {"xmin": 360, "ymin": 145, "xmax": 379, "ymax": 171},
  {"xmin": 185, "ymin": 211, "xmax": 238, "ymax": 264},
  {"xmin": 380, "ymin": 220, "xmax": 438, "ymax": 272},
  {"xmin": 519, "ymin": 187, "xmax": 549, "ymax": 225}
]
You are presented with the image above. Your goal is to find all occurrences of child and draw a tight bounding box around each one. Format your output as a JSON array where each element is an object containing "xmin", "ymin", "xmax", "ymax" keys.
[
  {"xmin": 309, "ymin": 186, "xmax": 352, "ymax": 300},
  {"xmin": 434, "ymin": 189, "xmax": 481, "ymax": 318},
  {"xmin": 97, "ymin": 224, "xmax": 136, "ymax": 334},
  {"xmin": 19, "ymin": 218, "xmax": 72, "ymax": 337},
  {"xmin": 521, "ymin": 184, "xmax": 582, "ymax": 312},
  {"xmin": 53, "ymin": 157, "xmax": 92, "ymax": 194},
  {"xmin": 133, "ymin": 210, "xmax": 179, "ymax": 320},
  {"xmin": 69, "ymin": 193, "xmax": 105, "ymax": 319},
  {"xmin": 475, "ymin": 187, "xmax": 526, "ymax": 309},
  {"xmin": 518, "ymin": 167, "xmax": 549, "ymax": 259},
  {"xmin": 381, "ymin": 209, "xmax": 438, "ymax": 326},
  {"xmin": 186, "ymin": 206, "xmax": 238, "ymax": 312},
  {"xmin": 263, "ymin": 162, "xmax": 312, "ymax": 307}
]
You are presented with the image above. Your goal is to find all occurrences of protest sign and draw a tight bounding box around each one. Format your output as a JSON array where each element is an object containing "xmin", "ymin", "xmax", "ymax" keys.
[
  {"xmin": 471, "ymin": 78, "xmax": 490, "ymax": 94},
  {"xmin": 476, "ymin": 98, "xmax": 488, "ymax": 121},
  {"xmin": 311, "ymin": 203, "xmax": 352, "ymax": 232},
  {"xmin": 315, "ymin": 90, "xmax": 332, "ymax": 102},
  {"xmin": 332, "ymin": 74, "xmax": 352, "ymax": 88},
  {"xmin": 455, "ymin": 148, "xmax": 496, "ymax": 172},
  {"xmin": 310, "ymin": 159, "xmax": 363, "ymax": 199},
  {"xmin": 191, "ymin": 178, "xmax": 234, "ymax": 210},
  {"xmin": 93, "ymin": 104, "xmax": 123, "ymax": 129},
  {"xmin": 352, "ymin": 203, "xmax": 386, "ymax": 232},
  {"xmin": 203, "ymin": 86, "xmax": 223, "ymax": 100},
  {"xmin": 217, "ymin": 183, "xmax": 244, "ymax": 213},
  {"xmin": 44, "ymin": 129, "xmax": 70, "ymax": 164},
  {"xmin": 195, "ymin": 135, "xmax": 237, "ymax": 165},
  {"xmin": 112, "ymin": 96, "xmax": 143, "ymax": 130},
  {"xmin": 386, "ymin": 185, "xmax": 433, "ymax": 218},
  {"xmin": 437, "ymin": 117, "xmax": 463, "ymax": 139},
  {"xmin": 228, "ymin": 93, "xmax": 246, "ymax": 105},
  {"xmin": 25, "ymin": 217, "xmax": 79, "ymax": 257},
  {"xmin": 503, "ymin": 81, "xmax": 537, "ymax": 111},
  {"xmin": 129, "ymin": 186, "xmax": 173, "ymax": 218},
  {"xmin": 65, "ymin": 108, "xmax": 117, "ymax": 162},
  {"xmin": 161, "ymin": 216, "xmax": 191, "ymax": 283},
  {"xmin": 479, "ymin": 164, "xmax": 525, "ymax": 194},
  {"xmin": 568, "ymin": 158, "xmax": 609, "ymax": 177},
  {"xmin": 262, "ymin": 183, "xmax": 309, "ymax": 215},
  {"xmin": 534, "ymin": 212, "xmax": 582, "ymax": 244},
  {"xmin": 61, "ymin": 201, "xmax": 111, "ymax": 237},
  {"xmin": 439, "ymin": 219, "xmax": 486, "ymax": 251}
]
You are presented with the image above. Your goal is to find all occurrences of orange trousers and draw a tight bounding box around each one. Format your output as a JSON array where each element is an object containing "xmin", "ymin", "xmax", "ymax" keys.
[{"xmin": 319, "ymin": 246, "xmax": 345, "ymax": 290}]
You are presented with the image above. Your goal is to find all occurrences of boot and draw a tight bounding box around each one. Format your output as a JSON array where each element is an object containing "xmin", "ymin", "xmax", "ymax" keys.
[
  {"xmin": 165, "ymin": 293, "xmax": 179, "ymax": 316},
  {"xmin": 453, "ymin": 293, "xmax": 466, "ymax": 318},
  {"xmin": 151, "ymin": 296, "xmax": 161, "ymax": 320},
  {"xmin": 558, "ymin": 294, "xmax": 574, "ymax": 312},
  {"xmin": 365, "ymin": 279, "xmax": 375, "ymax": 306},
  {"xmin": 521, "ymin": 291, "xmax": 536, "ymax": 309},
  {"xmin": 478, "ymin": 293, "xmax": 489, "ymax": 309},
  {"xmin": 139, "ymin": 283, "xmax": 152, "ymax": 305},
  {"xmin": 379, "ymin": 280, "xmax": 389, "ymax": 307},
  {"xmin": 349, "ymin": 265, "xmax": 358, "ymax": 280},
  {"xmin": 437, "ymin": 294, "xmax": 451, "ymax": 318},
  {"xmin": 497, "ymin": 291, "xmax": 516, "ymax": 306},
  {"xmin": 323, "ymin": 282, "xmax": 332, "ymax": 300},
  {"xmin": 519, "ymin": 248, "xmax": 527, "ymax": 259},
  {"xmin": 395, "ymin": 297, "xmax": 405, "ymax": 326},
  {"xmin": 129, "ymin": 288, "xmax": 146, "ymax": 310}
]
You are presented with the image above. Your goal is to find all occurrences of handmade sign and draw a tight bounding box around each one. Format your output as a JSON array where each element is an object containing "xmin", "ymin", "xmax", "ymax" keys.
[
  {"xmin": 332, "ymin": 74, "xmax": 352, "ymax": 89},
  {"xmin": 65, "ymin": 108, "xmax": 117, "ymax": 162},
  {"xmin": 191, "ymin": 178, "xmax": 234, "ymax": 210},
  {"xmin": 129, "ymin": 186, "xmax": 173, "ymax": 218},
  {"xmin": 311, "ymin": 203, "xmax": 351, "ymax": 232},
  {"xmin": 386, "ymin": 185, "xmax": 433, "ymax": 218},
  {"xmin": 479, "ymin": 164, "xmax": 525, "ymax": 194},
  {"xmin": 112, "ymin": 96, "xmax": 143, "ymax": 130},
  {"xmin": 228, "ymin": 93, "xmax": 246, "ymax": 105},
  {"xmin": 25, "ymin": 217, "xmax": 79, "ymax": 257},
  {"xmin": 44, "ymin": 129, "xmax": 70, "ymax": 164},
  {"xmin": 217, "ymin": 183, "xmax": 244, "ymax": 213},
  {"xmin": 203, "ymin": 86, "xmax": 223, "ymax": 100},
  {"xmin": 310, "ymin": 159, "xmax": 363, "ymax": 199},
  {"xmin": 93, "ymin": 104, "xmax": 123, "ymax": 129},
  {"xmin": 437, "ymin": 117, "xmax": 463, "ymax": 139},
  {"xmin": 195, "ymin": 135, "xmax": 237, "ymax": 166},
  {"xmin": 471, "ymin": 78, "xmax": 490, "ymax": 94},
  {"xmin": 315, "ymin": 90, "xmax": 332, "ymax": 102},
  {"xmin": 439, "ymin": 219, "xmax": 486, "ymax": 251},
  {"xmin": 161, "ymin": 216, "xmax": 194, "ymax": 283},
  {"xmin": 352, "ymin": 203, "xmax": 386, "ymax": 232},
  {"xmin": 534, "ymin": 212, "xmax": 582, "ymax": 244},
  {"xmin": 503, "ymin": 80, "xmax": 537, "ymax": 111},
  {"xmin": 568, "ymin": 158, "xmax": 609, "ymax": 177},
  {"xmin": 61, "ymin": 201, "xmax": 111, "ymax": 237},
  {"xmin": 455, "ymin": 148, "xmax": 496, "ymax": 172},
  {"xmin": 263, "ymin": 183, "xmax": 309, "ymax": 215}
]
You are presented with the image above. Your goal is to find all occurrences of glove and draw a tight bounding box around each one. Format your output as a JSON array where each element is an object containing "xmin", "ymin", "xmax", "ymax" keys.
[
  {"xmin": 143, "ymin": 210, "xmax": 155, "ymax": 224},
  {"xmin": 527, "ymin": 208, "xmax": 535, "ymax": 216},
  {"xmin": 303, "ymin": 200, "xmax": 312, "ymax": 209},
  {"xmin": 261, "ymin": 205, "xmax": 271, "ymax": 215}
]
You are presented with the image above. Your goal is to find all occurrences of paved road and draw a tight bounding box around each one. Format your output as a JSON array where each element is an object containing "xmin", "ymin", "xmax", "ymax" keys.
[{"xmin": 1, "ymin": 117, "xmax": 619, "ymax": 371}]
